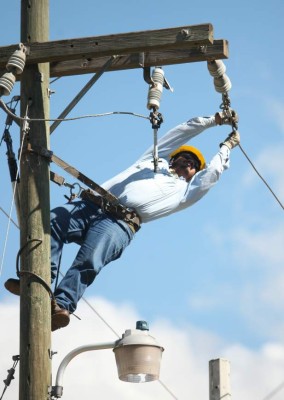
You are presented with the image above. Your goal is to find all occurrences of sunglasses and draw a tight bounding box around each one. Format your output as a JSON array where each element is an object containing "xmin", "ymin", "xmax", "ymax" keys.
[{"xmin": 170, "ymin": 158, "xmax": 194, "ymax": 170}]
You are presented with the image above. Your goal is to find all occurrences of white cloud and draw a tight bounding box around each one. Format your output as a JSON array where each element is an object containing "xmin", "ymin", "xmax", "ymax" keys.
[
  {"xmin": 202, "ymin": 218, "xmax": 284, "ymax": 340},
  {"xmin": 1, "ymin": 297, "xmax": 284, "ymax": 399}
]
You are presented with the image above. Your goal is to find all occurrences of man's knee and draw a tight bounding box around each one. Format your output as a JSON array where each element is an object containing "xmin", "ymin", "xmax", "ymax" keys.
[{"xmin": 81, "ymin": 269, "xmax": 97, "ymax": 287}]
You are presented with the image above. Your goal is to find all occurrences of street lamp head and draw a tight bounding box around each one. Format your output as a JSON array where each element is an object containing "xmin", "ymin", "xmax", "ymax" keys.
[
  {"xmin": 113, "ymin": 321, "xmax": 164, "ymax": 383},
  {"xmin": 52, "ymin": 321, "xmax": 164, "ymax": 397}
]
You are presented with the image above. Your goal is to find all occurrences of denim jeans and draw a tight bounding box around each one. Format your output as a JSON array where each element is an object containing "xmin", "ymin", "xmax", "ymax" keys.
[{"xmin": 50, "ymin": 200, "xmax": 134, "ymax": 312}]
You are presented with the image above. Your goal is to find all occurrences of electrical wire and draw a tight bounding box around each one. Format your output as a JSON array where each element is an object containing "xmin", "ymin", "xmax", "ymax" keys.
[
  {"xmin": 261, "ymin": 380, "xmax": 284, "ymax": 400},
  {"xmin": 158, "ymin": 379, "xmax": 179, "ymax": 399},
  {"xmin": 0, "ymin": 356, "xmax": 19, "ymax": 400},
  {"xmin": 0, "ymin": 99, "xmax": 150, "ymax": 123},
  {"xmin": 0, "ymin": 110, "xmax": 28, "ymax": 279},
  {"xmin": 50, "ymin": 77, "xmax": 61, "ymax": 85},
  {"xmin": 77, "ymin": 289, "xmax": 121, "ymax": 339},
  {"xmin": 0, "ymin": 207, "xmax": 19, "ymax": 229}
]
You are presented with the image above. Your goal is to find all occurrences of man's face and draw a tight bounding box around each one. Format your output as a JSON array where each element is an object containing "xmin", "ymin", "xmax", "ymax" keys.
[{"xmin": 171, "ymin": 156, "xmax": 197, "ymax": 182}]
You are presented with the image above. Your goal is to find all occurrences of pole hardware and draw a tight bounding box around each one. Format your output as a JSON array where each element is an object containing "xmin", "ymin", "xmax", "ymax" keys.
[{"xmin": 144, "ymin": 66, "xmax": 172, "ymax": 172}]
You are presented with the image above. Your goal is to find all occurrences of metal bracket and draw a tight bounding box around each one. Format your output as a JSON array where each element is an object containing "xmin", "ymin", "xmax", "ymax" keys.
[
  {"xmin": 143, "ymin": 66, "xmax": 173, "ymax": 92},
  {"xmin": 149, "ymin": 110, "xmax": 164, "ymax": 129}
]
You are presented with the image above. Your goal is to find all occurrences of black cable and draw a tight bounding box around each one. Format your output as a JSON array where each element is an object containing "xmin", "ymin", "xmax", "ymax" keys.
[
  {"xmin": 16, "ymin": 239, "xmax": 55, "ymax": 300},
  {"xmin": 0, "ymin": 356, "xmax": 19, "ymax": 400}
]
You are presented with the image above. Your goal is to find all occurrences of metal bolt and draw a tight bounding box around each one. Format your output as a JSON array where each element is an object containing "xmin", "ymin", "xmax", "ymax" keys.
[
  {"xmin": 199, "ymin": 45, "xmax": 207, "ymax": 54},
  {"xmin": 81, "ymin": 58, "xmax": 89, "ymax": 68},
  {"xmin": 47, "ymin": 88, "xmax": 56, "ymax": 98},
  {"xmin": 180, "ymin": 28, "xmax": 191, "ymax": 39}
]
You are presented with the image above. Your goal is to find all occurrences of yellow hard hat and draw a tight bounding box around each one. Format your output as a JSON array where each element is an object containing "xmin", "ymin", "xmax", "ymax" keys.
[{"xmin": 170, "ymin": 145, "xmax": 206, "ymax": 170}]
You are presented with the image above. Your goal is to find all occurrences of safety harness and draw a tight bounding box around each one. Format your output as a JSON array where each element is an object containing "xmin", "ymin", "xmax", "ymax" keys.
[{"xmin": 28, "ymin": 144, "xmax": 141, "ymax": 233}]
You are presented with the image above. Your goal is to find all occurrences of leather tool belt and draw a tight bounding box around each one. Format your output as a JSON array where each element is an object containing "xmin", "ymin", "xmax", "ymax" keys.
[{"xmin": 80, "ymin": 189, "xmax": 141, "ymax": 232}]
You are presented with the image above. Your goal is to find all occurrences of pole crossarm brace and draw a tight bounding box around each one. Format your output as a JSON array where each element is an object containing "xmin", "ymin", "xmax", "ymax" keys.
[
  {"xmin": 50, "ymin": 55, "xmax": 118, "ymax": 133},
  {"xmin": 0, "ymin": 24, "xmax": 230, "ymax": 78}
]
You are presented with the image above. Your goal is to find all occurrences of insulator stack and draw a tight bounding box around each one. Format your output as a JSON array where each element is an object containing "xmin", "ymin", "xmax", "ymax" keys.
[
  {"xmin": 207, "ymin": 60, "xmax": 232, "ymax": 94},
  {"xmin": 0, "ymin": 72, "xmax": 16, "ymax": 96},
  {"xmin": 214, "ymin": 74, "xmax": 232, "ymax": 93},
  {"xmin": 147, "ymin": 67, "xmax": 164, "ymax": 110},
  {"xmin": 207, "ymin": 60, "xmax": 226, "ymax": 77},
  {"xmin": 6, "ymin": 43, "xmax": 26, "ymax": 75},
  {"xmin": 0, "ymin": 43, "xmax": 26, "ymax": 97}
]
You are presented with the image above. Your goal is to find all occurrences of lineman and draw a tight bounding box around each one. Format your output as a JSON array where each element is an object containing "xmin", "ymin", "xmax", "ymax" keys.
[{"xmin": 5, "ymin": 110, "xmax": 240, "ymax": 331}]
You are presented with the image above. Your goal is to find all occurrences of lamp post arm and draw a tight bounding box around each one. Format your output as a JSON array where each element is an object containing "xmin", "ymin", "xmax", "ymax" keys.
[{"xmin": 53, "ymin": 340, "xmax": 118, "ymax": 398}]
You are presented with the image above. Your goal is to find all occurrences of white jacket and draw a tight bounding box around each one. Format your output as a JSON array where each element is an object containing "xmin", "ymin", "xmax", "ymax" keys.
[{"xmin": 102, "ymin": 116, "xmax": 230, "ymax": 223}]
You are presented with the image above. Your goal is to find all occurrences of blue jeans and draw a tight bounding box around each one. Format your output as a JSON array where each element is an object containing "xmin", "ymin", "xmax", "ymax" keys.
[{"xmin": 50, "ymin": 200, "xmax": 134, "ymax": 312}]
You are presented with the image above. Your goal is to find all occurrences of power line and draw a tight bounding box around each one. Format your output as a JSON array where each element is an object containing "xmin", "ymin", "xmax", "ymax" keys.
[
  {"xmin": 262, "ymin": 380, "xmax": 284, "ymax": 400},
  {"xmin": 0, "ymin": 99, "xmax": 150, "ymax": 123},
  {"xmin": 0, "ymin": 207, "xmax": 18, "ymax": 228},
  {"xmin": 0, "ymin": 113, "xmax": 27, "ymax": 279}
]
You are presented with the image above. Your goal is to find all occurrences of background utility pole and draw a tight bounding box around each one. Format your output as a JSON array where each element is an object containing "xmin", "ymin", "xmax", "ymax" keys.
[
  {"xmin": 209, "ymin": 358, "xmax": 231, "ymax": 400},
  {"xmin": 19, "ymin": 1, "xmax": 51, "ymax": 400}
]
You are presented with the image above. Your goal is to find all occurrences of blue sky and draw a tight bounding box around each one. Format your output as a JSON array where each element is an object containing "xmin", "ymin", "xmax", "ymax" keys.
[{"xmin": 0, "ymin": 1, "xmax": 284, "ymax": 399}]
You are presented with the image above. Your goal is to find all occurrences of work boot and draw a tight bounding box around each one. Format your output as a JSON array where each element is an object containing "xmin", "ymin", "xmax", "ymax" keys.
[
  {"xmin": 4, "ymin": 278, "xmax": 20, "ymax": 296},
  {"xmin": 51, "ymin": 300, "xmax": 70, "ymax": 331},
  {"xmin": 5, "ymin": 279, "xmax": 70, "ymax": 331},
  {"xmin": 215, "ymin": 109, "xmax": 239, "ymax": 126}
]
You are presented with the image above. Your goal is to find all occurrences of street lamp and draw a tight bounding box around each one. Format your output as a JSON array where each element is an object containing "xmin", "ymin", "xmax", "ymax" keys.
[{"xmin": 51, "ymin": 321, "xmax": 164, "ymax": 398}]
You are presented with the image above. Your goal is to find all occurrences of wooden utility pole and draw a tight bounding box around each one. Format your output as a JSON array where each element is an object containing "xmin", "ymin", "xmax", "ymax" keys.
[
  {"xmin": 19, "ymin": 1, "xmax": 51, "ymax": 400},
  {"xmin": 0, "ymin": 5, "xmax": 229, "ymax": 400}
]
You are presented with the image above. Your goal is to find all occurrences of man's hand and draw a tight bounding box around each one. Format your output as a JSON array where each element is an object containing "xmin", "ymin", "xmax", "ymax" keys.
[
  {"xmin": 221, "ymin": 130, "xmax": 240, "ymax": 149},
  {"xmin": 215, "ymin": 109, "xmax": 239, "ymax": 126}
]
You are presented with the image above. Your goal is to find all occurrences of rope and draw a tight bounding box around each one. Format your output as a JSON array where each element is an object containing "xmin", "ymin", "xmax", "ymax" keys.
[
  {"xmin": 211, "ymin": 58, "xmax": 283, "ymax": 212},
  {"xmin": 238, "ymin": 143, "xmax": 284, "ymax": 211}
]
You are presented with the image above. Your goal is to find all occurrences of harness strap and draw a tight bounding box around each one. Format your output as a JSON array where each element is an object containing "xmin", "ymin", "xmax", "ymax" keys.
[
  {"xmin": 50, "ymin": 171, "xmax": 66, "ymax": 186},
  {"xmin": 30, "ymin": 145, "xmax": 118, "ymax": 204},
  {"xmin": 28, "ymin": 145, "xmax": 141, "ymax": 232}
]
